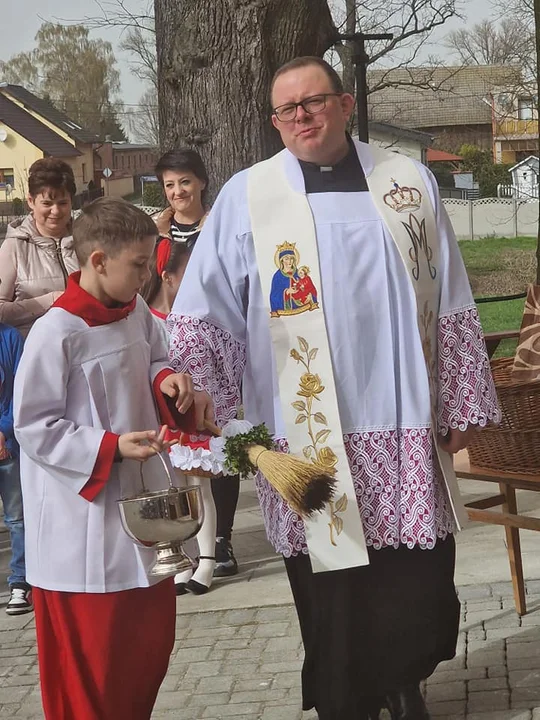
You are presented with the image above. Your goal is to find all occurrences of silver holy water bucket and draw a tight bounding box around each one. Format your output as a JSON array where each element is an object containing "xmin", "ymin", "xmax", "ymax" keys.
[{"xmin": 118, "ymin": 453, "xmax": 204, "ymax": 576}]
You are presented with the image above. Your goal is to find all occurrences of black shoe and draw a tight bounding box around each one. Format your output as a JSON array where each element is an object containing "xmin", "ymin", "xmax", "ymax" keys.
[
  {"xmin": 366, "ymin": 696, "xmax": 383, "ymax": 719},
  {"xmin": 6, "ymin": 583, "xmax": 33, "ymax": 616},
  {"xmin": 213, "ymin": 537, "xmax": 238, "ymax": 577},
  {"xmin": 385, "ymin": 684, "xmax": 430, "ymax": 720},
  {"xmin": 185, "ymin": 579, "xmax": 210, "ymax": 595}
]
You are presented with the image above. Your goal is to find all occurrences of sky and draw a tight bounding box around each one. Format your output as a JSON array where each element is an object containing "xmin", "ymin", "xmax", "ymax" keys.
[{"xmin": 2, "ymin": 0, "xmax": 496, "ymax": 110}]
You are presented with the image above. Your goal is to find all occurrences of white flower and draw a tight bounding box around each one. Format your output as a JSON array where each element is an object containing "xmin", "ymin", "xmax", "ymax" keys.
[
  {"xmin": 168, "ymin": 441, "xmax": 228, "ymax": 475},
  {"xmin": 221, "ymin": 419, "xmax": 253, "ymax": 438}
]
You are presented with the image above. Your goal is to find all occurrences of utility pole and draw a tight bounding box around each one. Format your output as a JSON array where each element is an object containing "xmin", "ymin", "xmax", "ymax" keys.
[{"xmin": 335, "ymin": 32, "xmax": 393, "ymax": 143}]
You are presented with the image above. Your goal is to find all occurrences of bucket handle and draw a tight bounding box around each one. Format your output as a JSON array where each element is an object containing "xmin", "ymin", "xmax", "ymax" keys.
[{"xmin": 139, "ymin": 451, "xmax": 176, "ymax": 494}]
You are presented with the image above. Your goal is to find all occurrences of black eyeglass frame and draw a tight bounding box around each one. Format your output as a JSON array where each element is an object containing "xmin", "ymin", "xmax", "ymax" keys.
[{"xmin": 272, "ymin": 93, "xmax": 343, "ymax": 122}]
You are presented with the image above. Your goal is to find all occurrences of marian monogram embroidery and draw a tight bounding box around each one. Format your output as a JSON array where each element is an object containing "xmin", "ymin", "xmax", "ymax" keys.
[
  {"xmin": 383, "ymin": 178, "xmax": 436, "ymax": 282},
  {"xmin": 290, "ymin": 336, "xmax": 347, "ymax": 546},
  {"xmin": 270, "ymin": 242, "xmax": 319, "ymax": 318},
  {"xmin": 404, "ymin": 214, "xmax": 437, "ymax": 282}
]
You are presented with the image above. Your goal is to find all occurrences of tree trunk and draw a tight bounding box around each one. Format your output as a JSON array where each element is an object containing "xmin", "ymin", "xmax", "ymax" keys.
[
  {"xmin": 534, "ymin": 0, "xmax": 540, "ymax": 284},
  {"xmin": 155, "ymin": 0, "xmax": 336, "ymax": 198}
]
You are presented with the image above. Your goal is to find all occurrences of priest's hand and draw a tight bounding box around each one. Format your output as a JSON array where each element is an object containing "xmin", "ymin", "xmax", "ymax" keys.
[
  {"xmin": 160, "ymin": 372, "xmax": 194, "ymax": 413},
  {"xmin": 194, "ymin": 390, "xmax": 214, "ymax": 431},
  {"xmin": 438, "ymin": 425, "xmax": 476, "ymax": 454},
  {"xmin": 118, "ymin": 426, "xmax": 177, "ymax": 461}
]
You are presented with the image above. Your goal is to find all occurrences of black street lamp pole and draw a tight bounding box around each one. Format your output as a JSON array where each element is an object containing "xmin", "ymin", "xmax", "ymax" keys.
[{"xmin": 336, "ymin": 33, "xmax": 393, "ymax": 143}]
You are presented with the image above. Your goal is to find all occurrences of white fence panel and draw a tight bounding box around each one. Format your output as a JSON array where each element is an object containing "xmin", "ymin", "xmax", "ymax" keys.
[
  {"xmin": 517, "ymin": 201, "xmax": 539, "ymax": 237},
  {"xmin": 441, "ymin": 199, "xmax": 472, "ymax": 240},
  {"xmin": 472, "ymin": 198, "xmax": 517, "ymax": 239},
  {"xmin": 442, "ymin": 198, "xmax": 538, "ymax": 239}
]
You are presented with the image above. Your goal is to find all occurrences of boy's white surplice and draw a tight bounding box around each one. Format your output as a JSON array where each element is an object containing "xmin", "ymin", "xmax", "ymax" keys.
[
  {"xmin": 14, "ymin": 297, "xmax": 173, "ymax": 593},
  {"xmin": 169, "ymin": 140, "xmax": 500, "ymax": 559}
]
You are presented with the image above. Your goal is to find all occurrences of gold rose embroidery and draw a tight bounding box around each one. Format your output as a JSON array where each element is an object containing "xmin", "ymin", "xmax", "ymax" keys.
[
  {"xmin": 329, "ymin": 493, "xmax": 348, "ymax": 547},
  {"xmin": 290, "ymin": 336, "xmax": 346, "ymax": 545},
  {"xmin": 419, "ymin": 301, "xmax": 437, "ymax": 408}
]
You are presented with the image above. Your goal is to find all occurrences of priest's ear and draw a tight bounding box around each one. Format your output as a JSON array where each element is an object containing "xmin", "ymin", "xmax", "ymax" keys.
[{"xmin": 340, "ymin": 93, "xmax": 355, "ymax": 123}]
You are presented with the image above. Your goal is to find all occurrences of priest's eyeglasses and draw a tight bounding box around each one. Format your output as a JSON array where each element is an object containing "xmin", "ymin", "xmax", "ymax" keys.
[{"xmin": 272, "ymin": 93, "xmax": 343, "ymax": 122}]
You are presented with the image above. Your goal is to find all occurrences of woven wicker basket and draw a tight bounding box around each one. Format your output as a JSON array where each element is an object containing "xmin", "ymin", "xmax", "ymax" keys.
[{"xmin": 467, "ymin": 357, "xmax": 540, "ymax": 474}]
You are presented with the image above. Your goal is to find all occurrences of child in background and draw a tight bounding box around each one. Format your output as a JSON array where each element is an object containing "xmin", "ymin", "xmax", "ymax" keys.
[
  {"xmin": 142, "ymin": 238, "xmax": 218, "ymax": 595},
  {"xmin": 14, "ymin": 197, "xmax": 211, "ymax": 719},
  {"xmin": 142, "ymin": 236, "xmax": 191, "ymax": 331},
  {"xmin": 0, "ymin": 322, "xmax": 32, "ymax": 616}
]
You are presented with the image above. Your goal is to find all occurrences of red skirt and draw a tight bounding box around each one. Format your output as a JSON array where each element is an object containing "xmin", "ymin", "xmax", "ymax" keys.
[{"xmin": 33, "ymin": 578, "xmax": 176, "ymax": 720}]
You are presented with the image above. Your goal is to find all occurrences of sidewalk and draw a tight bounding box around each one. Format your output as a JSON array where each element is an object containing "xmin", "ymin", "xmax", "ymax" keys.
[{"xmin": 1, "ymin": 477, "xmax": 540, "ymax": 718}]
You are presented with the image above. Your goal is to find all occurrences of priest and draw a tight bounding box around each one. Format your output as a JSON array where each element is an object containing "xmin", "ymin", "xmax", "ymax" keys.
[{"xmin": 168, "ymin": 56, "xmax": 500, "ymax": 720}]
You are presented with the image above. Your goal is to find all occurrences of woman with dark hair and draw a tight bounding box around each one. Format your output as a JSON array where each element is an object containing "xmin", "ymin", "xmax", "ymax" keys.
[
  {"xmin": 0, "ymin": 157, "xmax": 78, "ymax": 337},
  {"xmin": 152, "ymin": 148, "xmax": 241, "ymax": 580},
  {"xmin": 153, "ymin": 148, "xmax": 209, "ymax": 249}
]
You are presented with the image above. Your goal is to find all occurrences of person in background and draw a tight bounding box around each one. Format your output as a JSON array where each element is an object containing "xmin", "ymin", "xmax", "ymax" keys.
[
  {"xmin": 154, "ymin": 148, "xmax": 240, "ymax": 578},
  {"xmin": 0, "ymin": 322, "xmax": 30, "ymax": 615},
  {"xmin": 0, "ymin": 158, "xmax": 78, "ymax": 336},
  {"xmin": 142, "ymin": 237, "xmax": 218, "ymax": 595}
]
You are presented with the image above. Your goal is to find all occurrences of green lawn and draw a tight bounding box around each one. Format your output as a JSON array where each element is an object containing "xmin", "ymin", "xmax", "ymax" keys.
[{"xmin": 459, "ymin": 236, "xmax": 536, "ymax": 358}]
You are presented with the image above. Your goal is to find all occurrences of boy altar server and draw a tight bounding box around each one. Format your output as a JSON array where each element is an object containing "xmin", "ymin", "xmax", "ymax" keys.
[{"xmin": 14, "ymin": 198, "xmax": 208, "ymax": 720}]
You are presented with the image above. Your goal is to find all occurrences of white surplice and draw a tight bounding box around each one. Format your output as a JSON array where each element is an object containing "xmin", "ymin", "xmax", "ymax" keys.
[
  {"xmin": 14, "ymin": 297, "xmax": 174, "ymax": 593},
  {"xmin": 168, "ymin": 141, "xmax": 500, "ymax": 557}
]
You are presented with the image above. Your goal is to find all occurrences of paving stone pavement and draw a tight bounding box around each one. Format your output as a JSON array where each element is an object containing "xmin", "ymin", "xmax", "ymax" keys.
[
  {"xmin": 2, "ymin": 479, "xmax": 540, "ymax": 718},
  {"xmin": 2, "ymin": 583, "xmax": 540, "ymax": 719}
]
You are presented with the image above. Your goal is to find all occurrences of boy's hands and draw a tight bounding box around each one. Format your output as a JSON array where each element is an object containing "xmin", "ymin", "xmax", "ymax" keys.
[
  {"xmin": 118, "ymin": 425, "xmax": 177, "ymax": 461},
  {"xmin": 160, "ymin": 373, "xmax": 194, "ymax": 413}
]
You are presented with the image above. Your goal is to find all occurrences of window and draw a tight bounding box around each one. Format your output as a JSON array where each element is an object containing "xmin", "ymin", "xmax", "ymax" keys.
[
  {"xmin": 114, "ymin": 155, "xmax": 118, "ymax": 169},
  {"xmin": 518, "ymin": 98, "xmax": 534, "ymax": 121},
  {"xmin": 0, "ymin": 168, "xmax": 15, "ymax": 186},
  {"xmin": 82, "ymin": 163, "xmax": 87, "ymax": 183},
  {"xmin": 127, "ymin": 155, "xmax": 131, "ymax": 169}
]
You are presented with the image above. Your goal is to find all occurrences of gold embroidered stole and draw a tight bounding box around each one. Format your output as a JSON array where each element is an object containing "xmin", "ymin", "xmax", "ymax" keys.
[
  {"xmin": 366, "ymin": 146, "xmax": 467, "ymax": 529},
  {"xmin": 248, "ymin": 155, "xmax": 369, "ymax": 573}
]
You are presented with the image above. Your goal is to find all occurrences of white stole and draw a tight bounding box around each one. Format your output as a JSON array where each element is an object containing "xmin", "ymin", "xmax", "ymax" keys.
[
  {"xmin": 366, "ymin": 147, "xmax": 467, "ymax": 529},
  {"xmin": 247, "ymin": 146, "xmax": 466, "ymax": 574}
]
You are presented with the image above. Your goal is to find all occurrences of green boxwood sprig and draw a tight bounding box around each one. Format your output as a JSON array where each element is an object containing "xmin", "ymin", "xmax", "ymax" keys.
[{"xmin": 224, "ymin": 424, "xmax": 275, "ymax": 475}]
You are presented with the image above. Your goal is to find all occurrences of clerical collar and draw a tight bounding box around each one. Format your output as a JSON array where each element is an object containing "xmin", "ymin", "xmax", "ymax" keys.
[
  {"xmin": 298, "ymin": 136, "xmax": 368, "ymax": 193},
  {"xmin": 53, "ymin": 272, "xmax": 137, "ymax": 327}
]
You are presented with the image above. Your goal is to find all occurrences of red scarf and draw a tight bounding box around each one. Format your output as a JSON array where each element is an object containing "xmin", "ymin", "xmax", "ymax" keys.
[{"xmin": 54, "ymin": 272, "xmax": 137, "ymax": 327}]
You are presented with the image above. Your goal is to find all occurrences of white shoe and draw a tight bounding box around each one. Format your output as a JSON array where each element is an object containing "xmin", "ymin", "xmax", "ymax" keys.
[{"xmin": 6, "ymin": 586, "xmax": 33, "ymax": 616}]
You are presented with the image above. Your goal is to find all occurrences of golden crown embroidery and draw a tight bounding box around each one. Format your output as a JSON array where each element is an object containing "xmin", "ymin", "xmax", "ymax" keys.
[
  {"xmin": 384, "ymin": 179, "xmax": 436, "ymax": 282},
  {"xmin": 384, "ymin": 179, "xmax": 422, "ymax": 213}
]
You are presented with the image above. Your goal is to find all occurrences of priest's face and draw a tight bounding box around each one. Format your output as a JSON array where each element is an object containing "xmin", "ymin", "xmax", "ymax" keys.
[{"xmin": 271, "ymin": 65, "xmax": 354, "ymax": 166}]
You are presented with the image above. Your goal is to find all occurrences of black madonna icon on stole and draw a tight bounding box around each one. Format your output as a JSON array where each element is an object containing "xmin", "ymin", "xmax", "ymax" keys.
[{"xmin": 269, "ymin": 242, "xmax": 319, "ymax": 318}]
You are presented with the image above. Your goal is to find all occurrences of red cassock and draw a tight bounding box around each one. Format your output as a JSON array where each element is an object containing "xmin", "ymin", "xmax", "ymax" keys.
[{"xmin": 33, "ymin": 579, "xmax": 175, "ymax": 720}]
